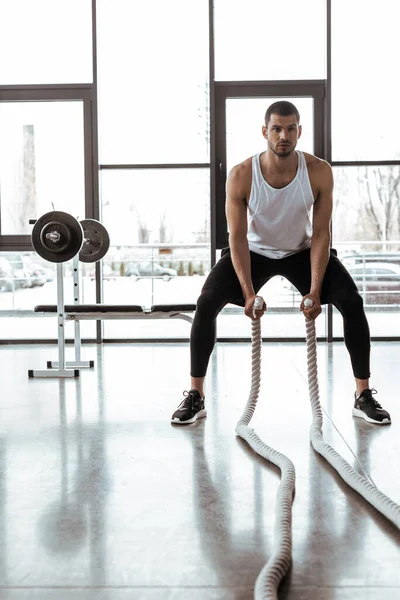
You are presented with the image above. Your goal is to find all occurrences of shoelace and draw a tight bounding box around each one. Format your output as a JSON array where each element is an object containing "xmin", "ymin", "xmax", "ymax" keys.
[
  {"xmin": 179, "ymin": 390, "xmax": 199, "ymax": 410},
  {"xmin": 361, "ymin": 388, "xmax": 382, "ymax": 408}
]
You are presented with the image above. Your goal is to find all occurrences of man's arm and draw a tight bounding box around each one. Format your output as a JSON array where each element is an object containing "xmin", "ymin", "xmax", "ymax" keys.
[
  {"xmin": 225, "ymin": 164, "xmax": 265, "ymax": 319},
  {"xmin": 303, "ymin": 161, "xmax": 333, "ymax": 318}
]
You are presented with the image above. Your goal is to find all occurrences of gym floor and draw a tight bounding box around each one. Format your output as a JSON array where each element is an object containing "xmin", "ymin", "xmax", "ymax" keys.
[{"xmin": 0, "ymin": 340, "xmax": 399, "ymax": 599}]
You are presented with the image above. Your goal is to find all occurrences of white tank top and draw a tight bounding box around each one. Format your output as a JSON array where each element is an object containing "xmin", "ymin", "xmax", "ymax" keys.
[{"xmin": 247, "ymin": 151, "xmax": 315, "ymax": 259}]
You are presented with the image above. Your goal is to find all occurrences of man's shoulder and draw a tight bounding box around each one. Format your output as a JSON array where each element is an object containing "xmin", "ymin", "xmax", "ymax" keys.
[
  {"xmin": 228, "ymin": 156, "xmax": 253, "ymax": 183},
  {"xmin": 302, "ymin": 151, "xmax": 331, "ymax": 174},
  {"xmin": 302, "ymin": 153, "xmax": 332, "ymax": 187}
]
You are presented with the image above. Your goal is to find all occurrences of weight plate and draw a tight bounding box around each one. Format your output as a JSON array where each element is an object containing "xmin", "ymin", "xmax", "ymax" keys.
[
  {"xmin": 79, "ymin": 219, "xmax": 110, "ymax": 263},
  {"xmin": 31, "ymin": 211, "xmax": 83, "ymax": 263}
]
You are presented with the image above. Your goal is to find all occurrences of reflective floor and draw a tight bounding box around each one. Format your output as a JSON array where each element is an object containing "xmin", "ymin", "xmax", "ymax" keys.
[{"xmin": 0, "ymin": 340, "xmax": 399, "ymax": 599}]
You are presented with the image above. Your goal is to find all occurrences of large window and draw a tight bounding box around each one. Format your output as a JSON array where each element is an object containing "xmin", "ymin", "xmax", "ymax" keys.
[
  {"xmin": 100, "ymin": 169, "xmax": 210, "ymax": 247},
  {"xmin": 99, "ymin": 168, "xmax": 210, "ymax": 339},
  {"xmin": 0, "ymin": 101, "xmax": 86, "ymax": 235},
  {"xmin": 214, "ymin": 0, "xmax": 326, "ymax": 81},
  {"xmin": 96, "ymin": 0, "xmax": 210, "ymax": 165},
  {"xmin": 96, "ymin": 0, "xmax": 211, "ymax": 340},
  {"xmin": 333, "ymin": 166, "xmax": 400, "ymax": 337},
  {"xmin": 0, "ymin": 0, "xmax": 93, "ymax": 85},
  {"xmin": 331, "ymin": 0, "xmax": 400, "ymax": 161}
]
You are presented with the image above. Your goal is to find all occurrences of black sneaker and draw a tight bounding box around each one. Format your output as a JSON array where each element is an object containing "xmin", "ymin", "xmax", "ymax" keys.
[
  {"xmin": 352, "ymin": 388, "xmax": 391, "ymax": 425},
  {"xmin": 171, "ymin": 390, "xmax": 207, "ymax": 424}
]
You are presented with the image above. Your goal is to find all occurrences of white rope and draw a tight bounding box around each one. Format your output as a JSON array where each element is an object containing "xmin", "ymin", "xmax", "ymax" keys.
[{"xmin": 235, "ymin": 297, "xmax": 400, "ymax": 600}]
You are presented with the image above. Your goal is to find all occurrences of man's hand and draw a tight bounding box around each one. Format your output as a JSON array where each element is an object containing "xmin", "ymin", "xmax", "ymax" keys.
[
  {"xmin": 245, "ymin": 295, "xmax": 267, "ymax": 320},
  {"xmin": 300, "ymin": 294, "xmax": 322, "ymax": 320}
]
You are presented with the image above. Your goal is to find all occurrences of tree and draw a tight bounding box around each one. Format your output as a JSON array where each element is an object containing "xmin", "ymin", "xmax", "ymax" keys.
[
  {"xmin": 138, "ymin": 219, "xmax": 150, "ymax": 243},
  {"xmin": 158, "ymin": 212, "xmax": 172, "ymax": 243},
  {"xmin": 357, "ymin": 166, "xmax": 400, "ymax": 245},
  {"xmin": 333, "ymin": 166, "xmax": 400, "ymax": 249}
]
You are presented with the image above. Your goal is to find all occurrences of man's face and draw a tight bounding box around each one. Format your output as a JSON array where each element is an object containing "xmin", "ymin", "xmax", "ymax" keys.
[{"xmin": 262, "ymin": 114, "xmax": 302, "ymax": 157}]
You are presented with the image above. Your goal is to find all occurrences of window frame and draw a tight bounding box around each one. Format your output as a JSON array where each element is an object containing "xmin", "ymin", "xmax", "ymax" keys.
[{"xmin": 0, "ymin": 85, "xmax": 98, "ymax": 251}]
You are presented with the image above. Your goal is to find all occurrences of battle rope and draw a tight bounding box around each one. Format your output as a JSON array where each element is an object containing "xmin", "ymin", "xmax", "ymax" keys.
[{"xmin": 235, "ymin": 296, "xmax": 400, "ymax": 600}]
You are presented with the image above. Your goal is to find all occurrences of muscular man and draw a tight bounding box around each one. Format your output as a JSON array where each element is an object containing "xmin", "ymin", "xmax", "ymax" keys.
[{"xmin": 171, "ymin": 100, "xmax": 391, "ymax": 426}]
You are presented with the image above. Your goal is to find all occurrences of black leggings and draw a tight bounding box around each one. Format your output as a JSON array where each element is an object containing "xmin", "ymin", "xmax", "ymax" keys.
[{"xmin": 190, "ymin": 247, "xmax": 370, "ymax": 380}]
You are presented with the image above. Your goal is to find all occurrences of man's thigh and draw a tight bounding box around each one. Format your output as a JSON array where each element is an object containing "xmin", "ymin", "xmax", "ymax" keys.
[
  {"xmin": 202, "ymin": 248, "xmax": 276, "ymax": 307},
  {"xmin": 320, "ymin": 252, "xmax": 359, "ymax": 304},
  {"xmin": 280, "ymin": 249, "xmax": 358, "ymax": 304}
]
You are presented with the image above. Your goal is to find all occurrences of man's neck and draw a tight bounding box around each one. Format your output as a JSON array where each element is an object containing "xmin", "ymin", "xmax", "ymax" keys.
[{"xmin": 263, "ymin": 149, "xmax": 298, "ymax": 172}]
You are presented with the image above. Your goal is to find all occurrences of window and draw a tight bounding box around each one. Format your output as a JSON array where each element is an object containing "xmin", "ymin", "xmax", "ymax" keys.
[
  {"xmin": 0, "ymin": 251, "xmax": 96, "ymax": 340},
  {"xmin": 0, "ymin": 0, "xmax": 93, "ymax": 84},
  {"xmin": 333, "ymin": 166, "xmax": 400, "ymax": 336},
  {"xmin": 0, "ymin": 101, "xmax": 86, "ymax": 235},
  {"xmin": 96, "ymin": 0, "xmax": 209, "ymax": 164},
  {"xmin": 100, "ymin": 168, "xmax": 211, "ymax": 338},
  {"xmin": 331, "ymin": 0, "xmax": 400, "ymax": 161},
  {"xmin": 214, "ymin": 0, "xmax": 326, "ymax": 81}
]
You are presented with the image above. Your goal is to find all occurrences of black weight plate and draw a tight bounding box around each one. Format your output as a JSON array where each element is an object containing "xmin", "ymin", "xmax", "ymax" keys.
[
  {"xmin": 31, "ymin": 211, "xmax": 83, "ymax": 263},
  {"xmin": 79, "ymin": 219, "xmax": 110, "ymax": 263}
]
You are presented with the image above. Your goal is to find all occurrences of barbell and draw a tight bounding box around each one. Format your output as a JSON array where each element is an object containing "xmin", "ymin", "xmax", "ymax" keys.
[{"xmin": 31, "ymin": 211, "xmax": 110, "ymax": 264}]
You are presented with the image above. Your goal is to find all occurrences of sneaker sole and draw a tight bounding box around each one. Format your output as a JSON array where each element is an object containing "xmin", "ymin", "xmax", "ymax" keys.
[
  {"xmin": 171, "ymin": 409, "xmax": 207, "ymax": 425},
  {"xmin": 352, "ymin": 407, "xmax": 391, "ymax": 425}
]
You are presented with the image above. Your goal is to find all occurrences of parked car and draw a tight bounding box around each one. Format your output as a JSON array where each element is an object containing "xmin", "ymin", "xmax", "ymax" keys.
[
  {"xmin": 26, "ymin": 262, "xmax": 54, "ymax": 287},
  {"xmin": 126, "ymin": 262, "xmax": 177, "ymax": 281},
  {"xmin": 342, "ymin": 252, "xmax": 400, "ymax": 268},
  {"xmin": 347, "ymin": 262, "xmax": 400, "ymax": 305},
  {"xmin": 125, "ymin": 263, "xmax": 140, "ymax": 279},
  {"xmin": 3, "ymin": 253, "xmax": 32, "ymax": 289},
  {"xmin": 0, "ymin": 257, "xmax": 14, "ymax": 292}
]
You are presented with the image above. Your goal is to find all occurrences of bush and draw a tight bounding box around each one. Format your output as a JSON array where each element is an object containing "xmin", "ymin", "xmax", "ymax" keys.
[
  {"xmin": 188, "ymin": 261, "xmax": 194, "ymax": 276},
  {"xmin": 178, "ymin": 261, "xmax": 185, "ymax": 276},
  {"xmin": 120, "ymin": 262, "xmax": 126, "ymax": 277}
]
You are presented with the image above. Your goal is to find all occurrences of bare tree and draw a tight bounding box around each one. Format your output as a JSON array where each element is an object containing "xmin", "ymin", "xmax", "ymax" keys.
[
  {"xmin": 138, "ymin": 219, "xmax": 150, "ymax": 243},
  {"xmin": 194, "ymin": 212, "xmax": 210, "ymax": 243},
  {"xmin": 357, "ymin": 166, "xmax": 400, "ymax": 243},
  {"xmin": 158, "ymin": 212, "xmax": 172, "ymax": 243}
]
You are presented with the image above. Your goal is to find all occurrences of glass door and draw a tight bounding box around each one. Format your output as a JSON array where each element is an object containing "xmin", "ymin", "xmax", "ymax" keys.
[{"xmin": 214, "ymin": 83, "xmax": 327, "ymax": 339}]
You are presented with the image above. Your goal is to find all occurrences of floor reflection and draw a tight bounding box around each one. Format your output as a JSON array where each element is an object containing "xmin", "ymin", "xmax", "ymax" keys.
[{"xmin": 0, "ymin": 342, "xmax": 398, "ymax": 599}]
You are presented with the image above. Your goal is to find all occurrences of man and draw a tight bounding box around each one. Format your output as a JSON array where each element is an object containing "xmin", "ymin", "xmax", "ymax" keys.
[{"xmin": 171, "ymin": 100, "xmax": 391, "ymax": 426}]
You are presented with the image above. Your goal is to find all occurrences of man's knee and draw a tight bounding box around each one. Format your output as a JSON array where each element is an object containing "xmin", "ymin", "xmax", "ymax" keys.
[
  {"xmin": 332, "ymin": 288, "xmax": 365, "ymax": 315},
  {"xmin": 196, "ymin": 287, "xmax": 225, "ymax": 319}
]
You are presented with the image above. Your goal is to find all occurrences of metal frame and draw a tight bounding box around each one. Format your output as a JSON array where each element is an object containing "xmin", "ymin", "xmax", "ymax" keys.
[
  {"xmin": 0, "ymin": 85, "xmax": 96, "ymax": 249},
  {"xmin": 208, "ymin": 0, "xmax": 217, "ymax": 267},
  {"xmin": 47, "ymin": 255, "xmax": 95, "ymax": 369},
  {"xmin": 91, "ymin": 0, "xmax": 103, "ymax": 343},
  {"xmin": 325, "ymin": 0, "xmax": 333, "ymax": 342},
  {"xmin": 28, "ymin": 263, "xmax": 79, "ymax": 378},
  {"xmin": 100, "ymin": 163, "xmax": 210, "ymax": 170}
]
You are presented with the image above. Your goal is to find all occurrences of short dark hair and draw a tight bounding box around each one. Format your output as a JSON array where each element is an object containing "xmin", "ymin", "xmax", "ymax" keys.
[{"xmin": 265, "ymin": 101, "xmax": 300, "ymax": 127}]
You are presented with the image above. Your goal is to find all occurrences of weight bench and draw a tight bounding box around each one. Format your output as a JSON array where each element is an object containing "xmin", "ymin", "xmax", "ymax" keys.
[
  {"xmin": 29, "ymin": 303, "xmax": 196, "ymax": 378},
  {"xmin": 28, "ymin": 214, "xmax": 197, "ymax": 379}
]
